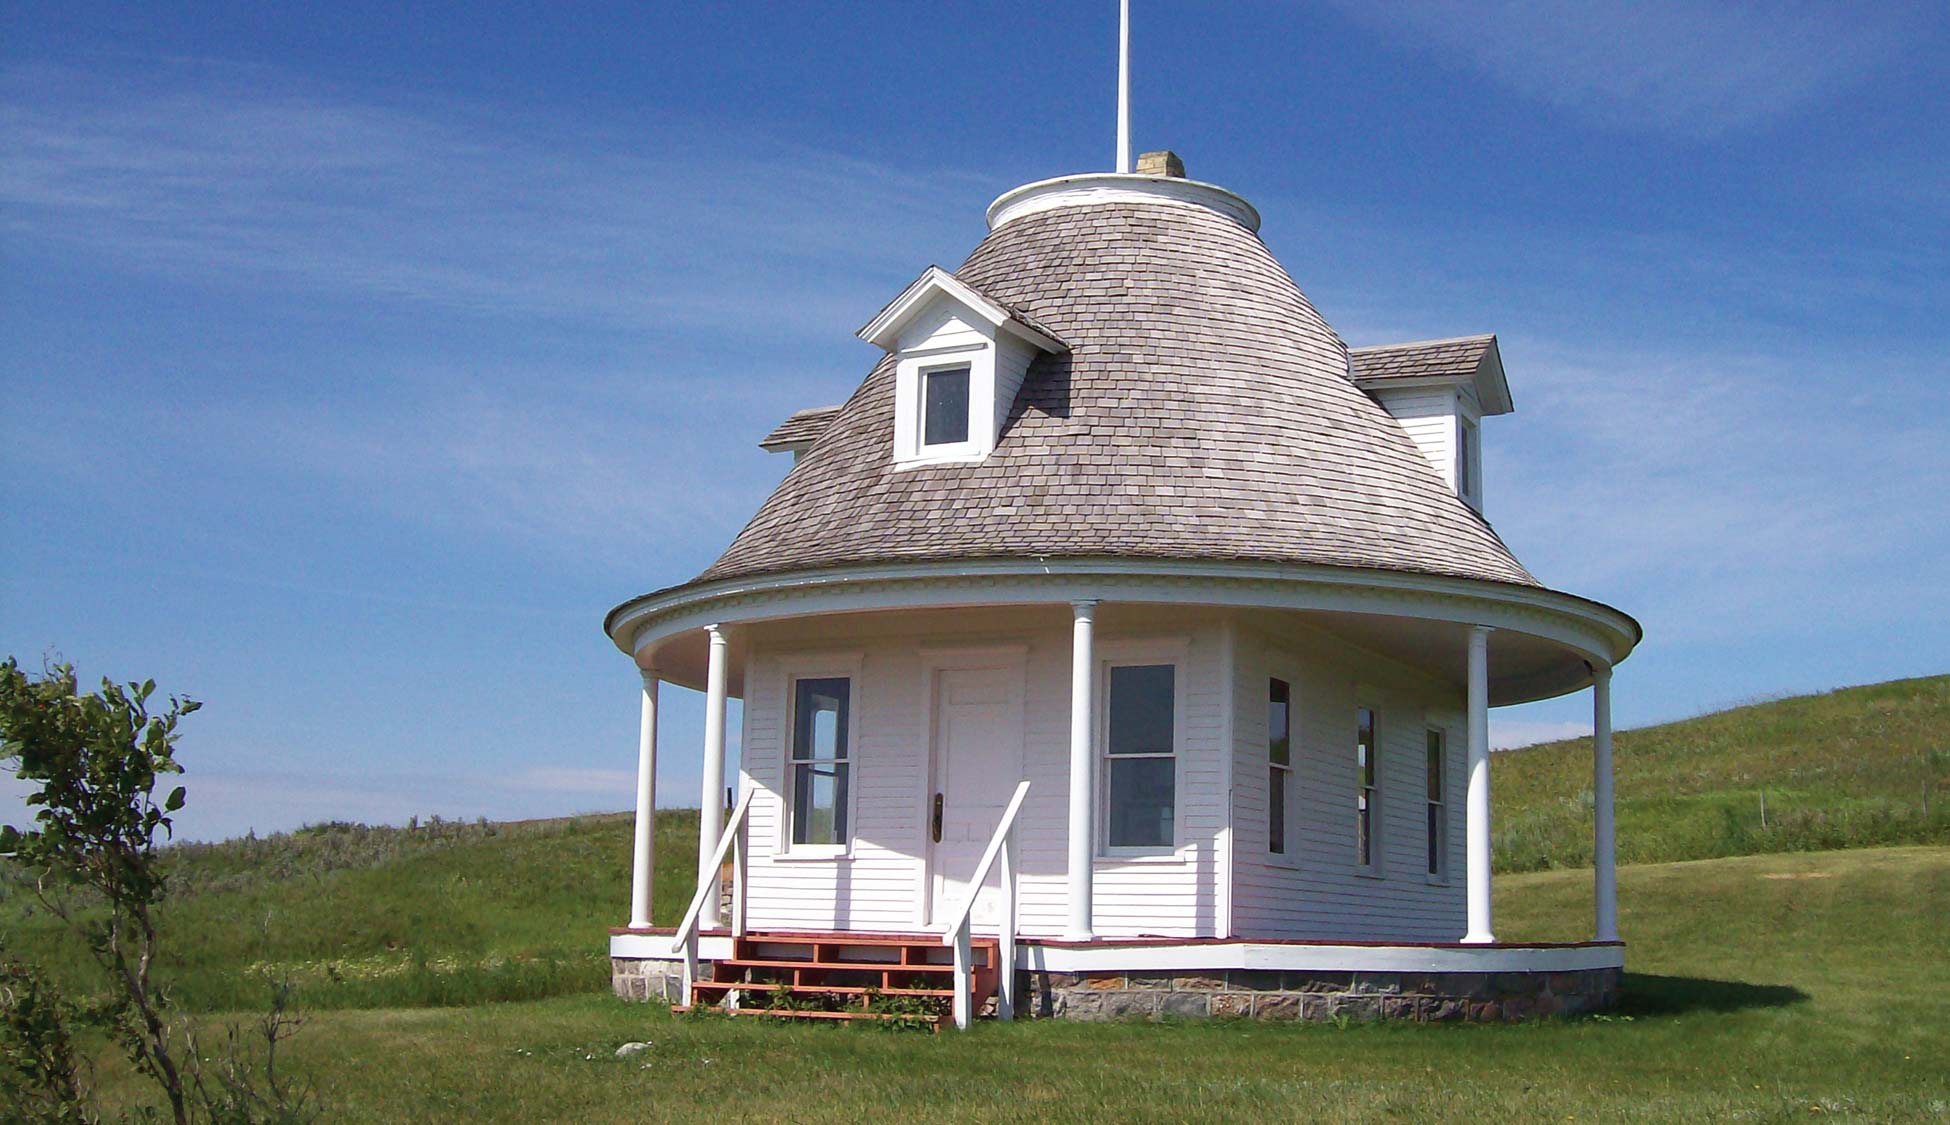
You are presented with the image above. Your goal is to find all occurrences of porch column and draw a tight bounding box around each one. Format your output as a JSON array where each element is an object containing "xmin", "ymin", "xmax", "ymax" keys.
[
  {"xmin": 1463, "ymin": 625, "xmax": 1495, "ymax": 944},
  {"xmin": 1066, "ymin": 599, "xmax": 1098, "ymax": 941},
  {"xmin": 1593, "ymin": 662, "xmax": 1619, "ymax": 942},
  {"xmin": 698, "ymin": 624, "xmax": 728, "ymax": 930},
  {"xmin": 628, "ymin": 670, "xmax": 660, "ymax": 929}
]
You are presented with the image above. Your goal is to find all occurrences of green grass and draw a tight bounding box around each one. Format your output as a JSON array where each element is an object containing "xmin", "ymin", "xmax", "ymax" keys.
[
  {"xmin": 10, "ymin": 674, "xmax": 1949, "ymax": 1118},
  {"xmin": 73, "ymin": 846, "xmax": 1949, "ymax": 1122},
  {"xmin": 1495, "ymin": 674, "xmax": 1950, "ymax": 872},
  {"xmin": 2, "ymin": 811, "xmax": 700, "ymax": 1012}
]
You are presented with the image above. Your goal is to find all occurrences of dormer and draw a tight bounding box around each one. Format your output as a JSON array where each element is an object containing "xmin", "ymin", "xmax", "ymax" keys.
[
  {"xmin": 857, "ymin": 266, "xmax": 1067, "ymax": 468},
  {"xmin": 1349, "ymin": 334, "xmax": 1513, "ymax": 515},
  {"xmin": 758, "ymin": 405, "xmax": 841, "ymax": 465}
]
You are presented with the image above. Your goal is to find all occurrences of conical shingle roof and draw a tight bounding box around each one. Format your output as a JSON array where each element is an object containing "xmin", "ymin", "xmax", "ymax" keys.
[{"xmin": 695, "ymin": 194, "xmax": 1537, "ymax": 589}]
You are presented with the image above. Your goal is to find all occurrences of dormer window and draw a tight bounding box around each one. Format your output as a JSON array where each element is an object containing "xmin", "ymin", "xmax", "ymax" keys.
[
  {"xmin": 858, "ymin": 266, "xmax": 1067, "ymax": 469},
  {"xmin": 1348, "ymin": 333, "xmax": 1511, "ymax": 515},
  {"xmin": 922, "ymin": 365, "xmax": 971, "ymax": 447}
]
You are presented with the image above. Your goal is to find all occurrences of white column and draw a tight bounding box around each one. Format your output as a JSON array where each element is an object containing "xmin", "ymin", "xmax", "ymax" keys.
[
  {"xmin": 1066, "ymin": 599, "xmax": 1098, "ymax": 940},
  {"xmin": 1463, "ymin": 625, "xmax": 1495, "ymax": 944},
  {"xmin": 698, "ymin": 624, "xmax": 728, "ymax": 930},
  {"xmin": 1593, "ymin": 663, "xmax": 1619, "ymax": 942},
  {"xmin": 628, "ymin": 670, "xmax": 659, "ymax": 929}
]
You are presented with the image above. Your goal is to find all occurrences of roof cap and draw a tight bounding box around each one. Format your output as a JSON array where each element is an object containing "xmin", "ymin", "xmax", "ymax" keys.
[{"xmin": 986, "ymin": 172, "xmax": 1260, "ymax": 233}]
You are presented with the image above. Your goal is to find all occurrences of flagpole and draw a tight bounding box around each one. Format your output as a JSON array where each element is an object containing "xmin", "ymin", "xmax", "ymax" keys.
[{"xmin": 1116, "ymin": 0, "xmax": 1131, "ymax": 173}]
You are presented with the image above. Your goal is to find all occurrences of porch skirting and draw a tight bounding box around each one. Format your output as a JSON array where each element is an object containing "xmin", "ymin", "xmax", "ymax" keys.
[{"xmin": 1022, "ymin": 965, "xmax": 1621, "ymax": 1022}]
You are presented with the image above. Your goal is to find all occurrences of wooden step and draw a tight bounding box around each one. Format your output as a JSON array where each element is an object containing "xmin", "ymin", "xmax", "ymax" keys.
[
  {"xmin": 678, "ymin": 931, "xmax": 1000, "ymax": 1028},
  {"xmin": 672, "ymin": 1005, "xmax": 942, "ymax": 1027},
  {"xmin": 737, "ymin": 929, "xmax": 999, "ymax": 947},
  {"xmin": 716, "ymin": 957, "xmax": 961, "ymax": 973},
  {"xmin": 692, "ymin": 980, "xmax": 956, "ymax": 998}
]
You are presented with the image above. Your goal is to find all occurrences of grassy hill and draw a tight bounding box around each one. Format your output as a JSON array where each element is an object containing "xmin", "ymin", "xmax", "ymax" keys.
[
  {"xmin": 2, "ymin": 811, "xmax": 700, "ymax": 1012},
  {"xmin": 6, "ymin": 674, "xmax": 1943, "ymax": 1018},
  {"xmin": 1493, "ymin": 674, "xmax": 1950, "ymax": 873}
]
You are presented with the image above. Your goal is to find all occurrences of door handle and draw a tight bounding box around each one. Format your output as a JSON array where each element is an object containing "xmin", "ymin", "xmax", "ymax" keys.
[{"xmin": 931, "ymin": 793, "xmax": 944, "ymax": 843}]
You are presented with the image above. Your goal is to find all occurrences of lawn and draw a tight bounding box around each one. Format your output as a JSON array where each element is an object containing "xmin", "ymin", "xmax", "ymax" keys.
[{"xmin": 75, "ymin": 845, "xmax": 1949, "ymax": 1122}]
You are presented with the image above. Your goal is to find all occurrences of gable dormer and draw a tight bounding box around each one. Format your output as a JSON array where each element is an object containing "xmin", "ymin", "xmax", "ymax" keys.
[
  {"xmin": 858, "ymin": 266, "xmax": 1066, "ymax": 468},
  {"xmin": 1349, "ymin": 334, "xmax": 1513, "ymax": 515}
]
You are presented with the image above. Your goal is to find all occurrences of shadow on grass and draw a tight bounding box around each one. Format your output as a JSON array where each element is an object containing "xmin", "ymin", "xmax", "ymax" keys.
[{"xmin": 1619, "ymin": 972, "xmax": 1809, "ymax": 1015}]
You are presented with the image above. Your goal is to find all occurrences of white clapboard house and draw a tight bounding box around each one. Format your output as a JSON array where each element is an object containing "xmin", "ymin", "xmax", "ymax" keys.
[{"xmin": 604, "ymin": 151, "xmax": 1639, "ymax": 1028}]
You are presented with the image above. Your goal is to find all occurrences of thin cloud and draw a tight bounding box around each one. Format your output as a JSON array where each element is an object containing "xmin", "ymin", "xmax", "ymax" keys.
[
  {"xmin": 0, "ymin": 59, "xmax": 984, "ymax": 339},
  {"xmin": 1329, "ymin": 0, "xmax": 1926, "ymax": 138}
]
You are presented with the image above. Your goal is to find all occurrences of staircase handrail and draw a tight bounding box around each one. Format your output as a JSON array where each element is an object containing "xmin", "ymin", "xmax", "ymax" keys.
[
  {"xmin": 939, "ymin": 779, "xmax": 1031, "ymax": 1028},
  {"xmin": 670, "ymin": 786, "xmax": 755, "ymax": 1005}
]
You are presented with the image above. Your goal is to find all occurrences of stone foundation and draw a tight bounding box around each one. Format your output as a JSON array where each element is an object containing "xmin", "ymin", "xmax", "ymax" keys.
[
  {"xmin": 1025, "ymin": 967, "xmax": 1620, "ymax": 1022},
  {"xmin": 612, "ymin": 957, "xmax": 684, "ymax": 1004}
]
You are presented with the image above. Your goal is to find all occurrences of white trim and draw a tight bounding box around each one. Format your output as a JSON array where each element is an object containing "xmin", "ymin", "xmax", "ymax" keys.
[
  {"xmin": 608, "ymin": 557, "xmax": 1641, "ymax": 705},
  {"xmin": 858, "ymin": 265, "xmax": 1065, "ymax": 354},
  {"xmin": 776, "ymin": 653, "xmax": 865, "ymax": 860},
  {"xmin": 1019, "ymin": 940, "xmax": 1623, "ymax": 976},
  {"xmin": 610, "ymin": 932, "xmax": 735, "ymax": 961},
  {"xmin": 987, "ymin": 173, "xmax": 1262, "ymax": 233},
  {"xmin": 1097, "ymin": 638, "xmax": 1191, "ymax": 858}
]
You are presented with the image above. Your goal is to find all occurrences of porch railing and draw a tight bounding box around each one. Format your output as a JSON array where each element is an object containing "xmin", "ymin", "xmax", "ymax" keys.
[
  {"xmin": 669, "ymin": 786, "xmax": 755, "ymax": 1007},
  {"xmin": 939, "ymin": 780, "xmax": 1032, "ymax": 1030}
]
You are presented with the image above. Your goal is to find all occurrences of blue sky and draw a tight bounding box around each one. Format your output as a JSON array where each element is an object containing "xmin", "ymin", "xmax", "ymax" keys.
[{"xmin": 4, "ymin": 1, "xmax": 1946, "ymax": 841}]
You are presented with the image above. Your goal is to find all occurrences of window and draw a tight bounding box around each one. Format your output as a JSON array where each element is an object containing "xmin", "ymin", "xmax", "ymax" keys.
[
  {"xmin": 1356, "ymin": 707, "xmax": 1378, "ymax": 869},
  {"xmin": 921, "ymin": 365, "xmax": 971, "ymax": 447},
  {"xmin": 1457, "ymin": 417, "xmax": 1476, "ymax": 499},
  {"xmin": 789, "ymin": 677, "xmax": 851, "ymax": 847},
  {"xmin": 1105, "ymin": 664, "xmax": 1175, "ymax": 849},
  {"xmin": 1426, "ymin": 728, "xmax": 1447, "ymax": 878},
  {"xmin": 1268, "ymin": 679, "xmax": 1291, "ymax": 855}
]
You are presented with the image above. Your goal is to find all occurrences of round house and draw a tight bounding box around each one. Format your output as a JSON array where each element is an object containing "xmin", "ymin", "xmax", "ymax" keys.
[{"xmin": 606, "ymin": 157, "xmax": 1640, "ymax": 1027}]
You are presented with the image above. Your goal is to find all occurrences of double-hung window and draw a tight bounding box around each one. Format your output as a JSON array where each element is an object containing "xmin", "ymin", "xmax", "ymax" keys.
[
  {"xmin": 1105, "ymin": 664, "xmax": 1175, "ymax": 849},
  {"xmin": 1268, "ymin": 679, "xmax": 1292, "ymax": 856},
  {"xmin": 1356, "ymin": 707, "xmax": 1379, "ymax": 870},
  {"xmin": 789, "ymin": 677, "xmax": 851, "ymax": 847},
  {"xmin": 1426, "ymin": 728, "xmax": 1448, "ymax": 878}
]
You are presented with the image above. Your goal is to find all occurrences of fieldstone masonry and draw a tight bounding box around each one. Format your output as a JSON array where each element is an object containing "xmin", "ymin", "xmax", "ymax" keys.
[
  {"xmin": 612, "ymin": 957, "xmax": 684, "ymax": 1004},
  {"xmin": 615, "ymin": 955, "xmax": 1621, "ymax": 1023},
  {"xmin": 1024, "ymin": 967, "xmax": 1621, "ymax": 1022}
]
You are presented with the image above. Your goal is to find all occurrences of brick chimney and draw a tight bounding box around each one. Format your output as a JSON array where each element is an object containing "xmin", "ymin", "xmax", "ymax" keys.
[{"xmin": 1136, "ymin": 150, "xmax": 1186, "ymax": 178}]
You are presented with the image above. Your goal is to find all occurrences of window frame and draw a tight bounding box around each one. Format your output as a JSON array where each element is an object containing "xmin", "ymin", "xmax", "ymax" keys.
[
  {"xmin": 1355, "ymin": 705, "xmax": 1381, "ymax": 876},
  {"xmin": 1425, "ymin": 726, "xmax": 1450, "ymax": 883},
  {"xmin": 776, "ymin": 655, "xmax": 864, "ymax": 860},
  {"xmin": 1096, "ymin": 644, "xmax": 1187, "ymax": 858},
  {"xmin": 892, "ymin": 344, "xmax": 991, "ymax": 467},
  {"xmin": 1268, "ymin": 677, "xmax": 1293, "ymax": 857},
  {"xmin": 919, "ymin": 363, "xmax": 972, "ymax": 449}
]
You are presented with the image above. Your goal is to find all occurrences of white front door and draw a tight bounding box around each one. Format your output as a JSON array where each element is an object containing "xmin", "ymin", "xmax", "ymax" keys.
[{"xmin": 927, "ymin": 660, "xmax": 1025, "ymax": 927}]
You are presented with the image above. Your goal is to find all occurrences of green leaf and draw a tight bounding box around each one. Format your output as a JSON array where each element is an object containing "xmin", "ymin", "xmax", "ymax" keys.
[{"xmin": 165, "ymin": 785, "xmax": 186, "ymax": 812}]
